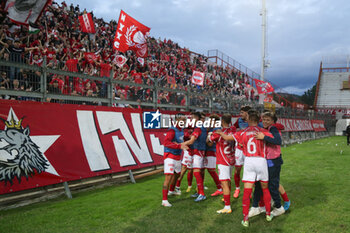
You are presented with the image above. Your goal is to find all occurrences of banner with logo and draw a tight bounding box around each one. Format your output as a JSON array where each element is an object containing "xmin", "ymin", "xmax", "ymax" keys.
[
  {"xmin": 277, "ymin": 118, "xmax": 314, "ymax": 132},
  {"xmin": 0, "ymin": 100, "xmax": 172, "ymax": 194},
  {"xmin": 79, "ymin": 13, "xmax": 96, "ymax": 34},
  {"xmin": 311, "ymin": 120, "xmax": 327, "ymax": 132},
  {"xmin": 191, "ymin": 71, "xmax": 205, "ymax": 86},
  {"xmin": 0, "ymin": 100, "xmax": 324, "ymax": 194},
  {"xmin": 113, "ymin": 10, "xmax": 151, "ymax": 58}
]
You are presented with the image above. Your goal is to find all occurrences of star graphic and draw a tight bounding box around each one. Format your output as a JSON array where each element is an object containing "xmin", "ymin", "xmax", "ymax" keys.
[
  {"xmin": 4, "ymin": 108, "xmax": 60, "ymax": 176},
  {"xmin": 150, "ymin": 110, "xmax": 161, "ymax": 122}
]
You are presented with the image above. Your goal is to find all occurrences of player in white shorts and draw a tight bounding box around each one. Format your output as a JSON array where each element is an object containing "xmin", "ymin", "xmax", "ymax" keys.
[
  {"xmin": 205, "ymin": 114, "xmax": 223, "ymax": 197},
  {"xmin": 233, "ymin": 110, "xmax": 273, "ymax": 227},
  {"xmin": 208, "ymin": 113, "xmax": 236, "ymax": 214},
  {"xmin": 183, "ymin": 112, "xmax": 207, "ymax": 202},
  {"xmin": 161, "ymin": 114, "xmax": 188, "ymax": 207}
]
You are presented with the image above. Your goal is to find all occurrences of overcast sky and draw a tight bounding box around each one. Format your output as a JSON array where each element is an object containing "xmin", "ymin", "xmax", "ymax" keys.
[{"xmin": 62, "ymin": 0, "xmax": 350, "ymax": 95}]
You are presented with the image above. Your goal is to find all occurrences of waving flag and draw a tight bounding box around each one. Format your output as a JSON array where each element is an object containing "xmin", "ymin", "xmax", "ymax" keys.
[
  {"xmin": 5, "ymin": 0, "xmax": 49, "ymax": 25},
  {"xmin": 191, "ymin": 71, "xmax": 205, "ymax": 86},
  {"xmin": 113, "ymin": 55, "xmax": 128, "ymax": 68},
  {"xmin": 137, "ymin": 57, "xmax": 144, "ymax": 66},
  {"xmin": 79, "ymin": 13, "xmax": 95, "ymax": 34},
  {"xmin": 84, "ymin": 52, "xmax": 99, "ymax": 64},
  {"xmin": 113, "ymin": 10, "xmax": 151, "ymax": 58},
  {"xmin": 254, "ymin": 79, "xmax": 274, "ymax": 94}
]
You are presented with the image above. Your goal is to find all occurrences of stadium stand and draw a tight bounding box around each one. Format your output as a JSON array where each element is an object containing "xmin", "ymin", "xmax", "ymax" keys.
[
  {"xmin": 315, "ymin": 70, "xmax": 350, "ymax": 108},
  {"xmin": 0, "ymin": 1, "xmax": 258, "ymax": 107}
]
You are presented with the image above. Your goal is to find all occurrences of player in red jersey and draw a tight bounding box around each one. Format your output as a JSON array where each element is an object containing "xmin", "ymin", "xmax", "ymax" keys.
[
  {"xmin": 232, "ymin": 105, "xmax": 252, "ymax": 198},
  {"xmin": 161, "ymin": 114, "xmax": 188, "ymax": 207},
  {"xmin": 175, "ymin": 113, "xmax": 196, "ymax": 193},
  {"xmin": 208, "ymin": 113, "xmax": 236, "ymax": 213},
  {"xmin": 233, "ymin": 110, "xmax": 273, "ymax": 226},
  {"xmin": 205, "ymin": 114, "xmax": 223, "ymax": 197},
  {"xmin": 183, "ymin": 112, "xmax": 208, "ymax": 202}
]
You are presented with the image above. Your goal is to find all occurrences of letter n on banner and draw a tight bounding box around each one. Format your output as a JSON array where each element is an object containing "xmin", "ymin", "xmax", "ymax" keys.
[{"xmin": 96, "ymin": 111, "xmax": 153, "ymax": 166}]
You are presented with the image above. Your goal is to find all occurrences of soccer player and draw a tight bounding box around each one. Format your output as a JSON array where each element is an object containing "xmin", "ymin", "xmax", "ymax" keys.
[
  {"xmin": 205, "ymin": 114, "xmax": 223, "ymax": 197},
  {"xmin": 232, "ymin": 105, "xmax": 251, "ymax": 198},
  {"xmin": 250, "ymin": 112, "xmax": 290, "ymax": 216},
  {"xmin": 183, "ymin": 112, "xmax": 208, "ymax": 202},
  {"xmin": 162, "ymin": 114, "xmax": 188, "ymax": 207},
  {"xmin": 175, "ymin": 113, "xmax": 196, "ymax": 193},
  {"xmin": 232, "ymin": 110, "xmax": 273, "ymax": 227},
  {"xmin": 208, "ymin": 113, "xmax": 236, "ymax": 213}
]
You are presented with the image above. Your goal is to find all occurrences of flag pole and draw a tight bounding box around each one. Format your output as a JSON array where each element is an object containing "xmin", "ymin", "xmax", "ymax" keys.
[{"xmin": 260, "ymin": 0, "xmax": 267, "ymax": 81}]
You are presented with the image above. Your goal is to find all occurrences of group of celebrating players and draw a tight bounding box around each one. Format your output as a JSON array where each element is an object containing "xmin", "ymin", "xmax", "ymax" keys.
[{"xmin": 161, "ymin": 106, "xmax": 291, "ymax": 227}]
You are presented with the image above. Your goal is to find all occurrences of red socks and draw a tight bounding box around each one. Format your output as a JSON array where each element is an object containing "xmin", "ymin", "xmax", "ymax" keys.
[
  {"xmin": 242, "ymin": 188, "xmax": 252, "ymax": 221},
  {"xmin": 193, "ymin": 171, "xmax": 204, "ymax": 195},
  {"xmin": 224, "ymin": 194, "xmax": 230, "ymax": 206},
  {"xmin": 281, "ymin": 192, "xmax": 289, "ymax": 202},
  {"xmin": 169, "ymin": 184, "xmax": 175, "ymax": 192},
  {"xmin": 262, "ymin": 187, "xmax": 271, "ymax": 216},
  {"xmin": 176, "ymin": 179, "xmax": 181, "ymax": 188},
  {"xmin": 208, "ymin": 170, "xmax": 221, "ymax": 189},
  {"xmin": 234, "ymin": 173, "xmax": 240, "ymax": 188},
  {"xmin": 259, "ymin": 198, "xmax": 265, "ymax": 207},
  {"xmin": 162, "ymin": 189, "xmax": 168, "ymax": 200},
  {"xmin": 187, "ymin": 170, "xmax": 193, "ymax": 186}
]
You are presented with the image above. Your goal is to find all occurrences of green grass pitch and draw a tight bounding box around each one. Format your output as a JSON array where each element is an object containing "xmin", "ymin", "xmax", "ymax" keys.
[{"xmin": 0, "ymin": 136, "xmax": 349, "ymax": 233}]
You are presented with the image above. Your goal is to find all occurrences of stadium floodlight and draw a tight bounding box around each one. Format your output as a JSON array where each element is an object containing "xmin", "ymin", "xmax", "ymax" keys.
[{"xmin": 260, "ymin": 0, "xmax": 267, "ymax": 81}]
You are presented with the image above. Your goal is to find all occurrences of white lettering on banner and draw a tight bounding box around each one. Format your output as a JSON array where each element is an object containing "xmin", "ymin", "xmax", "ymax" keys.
[
  {"xmin": 77, "ymin": 111, "xmax": 111, "ymax": 171},
  {"xmin": 116, "ymin": 32, "xmax": 122, "ymax": 40},
  {"xmin": 150, "ymin": 134, "xmax": 164, "ymax": 155},
  {"xmin": 96, "ymin": 111, "xmax": 153, "ymax": 165},
  {"xmin": 114, "ymin": 41, "xmax": 120, "ymax": 48},
  {"xmin": 82, "ymin": 14, "xmax": 91, "ymax": 32},
  {"xmin": 121, "ymin": 14, "xmax": 126, "ymax": 22},
  {"xmin": 119, "ymin": 23, "xmax": 125, "ymax": 32},
  {"xmin": 112, "ymin": 136, "xmax": 137, "ymax": 166}
]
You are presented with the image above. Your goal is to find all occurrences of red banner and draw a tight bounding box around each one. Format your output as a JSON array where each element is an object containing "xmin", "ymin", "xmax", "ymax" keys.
[
  {"xmin": 0, "ymin": 100, "xmax": 325, "ymax": 195},
  {"xmin": 254, "ymin": 79, "xmax": 274, "ymax": 94},
  {"xmin": 191, "ymin": 71, "xmax": 205, "ymax": 86},
  {"xmin": 277, "ymin": 119, "xmax": 314, "ymax": 132},
  {"xmin": 0, "ymin": 100, "xmax": 170, "ymax": 195},
  {"xmin": 113, "ymin": 10, "xmax": 151, "ymax": 58},
  {"xmin": 311, "ymin": 120, "xmax": 327, "ymax": 132},
  {"xmin": 79, "ymin": 13, "xmax": 96, "ymax": 34}
]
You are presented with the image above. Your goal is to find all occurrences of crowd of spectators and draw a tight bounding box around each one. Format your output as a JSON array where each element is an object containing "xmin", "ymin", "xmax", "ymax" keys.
[{"xmin": 0, "ymin": 1, "xmax": 259, "ymax": 107}]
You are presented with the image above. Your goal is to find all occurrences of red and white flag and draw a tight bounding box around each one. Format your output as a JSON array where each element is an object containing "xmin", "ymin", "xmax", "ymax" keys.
[
  {"xmin": 113, "ymin": 10, "xmax": 151, "ymax": 58},
  {"xmin": 137, "ymin": 57, "xmax": 144, "ymax": 66},
  {"xmin": 84, "ymin": 52, "xmax": 99, "ymax": 64},
  {"xmin": 5, "ymin": 0, "xmax": 49, "ymax": 25},
  {"xmin": 191, "ymin": 71, "xmax": 205, "ymax": 86},
  {"xmin": 254, "ymin": 79, "xmax": 274, "ymax": 94},
  {"xmin": 79, "ymin": 13, "xmax": 96, "ymax": 34},
  {"xmin": 113, "ymin": 55, "xmax": 128, "ymax": 68}
]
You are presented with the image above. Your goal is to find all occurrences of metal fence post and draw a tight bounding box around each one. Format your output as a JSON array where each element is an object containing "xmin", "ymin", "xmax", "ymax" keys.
[
  {"xmin": 153, "ymin": 78, "xmax": 158, "ymax": 109},
  {"xmin": 128, "ymin": 170, "xmax": 136, "ymax": 184},
  {"xmin": 41, "ymin": 56, "xmax": 47, "ymax": 102},
  {"xmin": 108, "ymin": 70, "xmax": 113, "ymax": 107},
  {"xmin": 63, "ymin": 181, "xmax": 72, "ymax": 199}
]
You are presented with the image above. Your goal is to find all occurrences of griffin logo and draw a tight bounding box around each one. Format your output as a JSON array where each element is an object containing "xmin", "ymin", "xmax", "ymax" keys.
[{"xmin": 0, "ymin": 114, "xmax": 48, "ymax": 185}]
